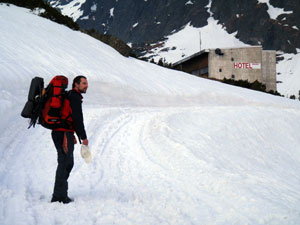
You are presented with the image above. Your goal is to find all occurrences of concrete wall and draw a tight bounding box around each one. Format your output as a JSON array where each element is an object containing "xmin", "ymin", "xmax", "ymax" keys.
[
  {"xmin": 208, "ymin": 46, "xmax": 263, "ymax": 83},
  {"xmin": 262, "ymin": 50, "xmax": 277, "ymax": 91}
]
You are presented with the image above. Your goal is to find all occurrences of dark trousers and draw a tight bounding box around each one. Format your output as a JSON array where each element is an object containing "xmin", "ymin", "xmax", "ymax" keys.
[{"xmin": 51, "ymin": 131, "xmax": 74, "ymax": 198}]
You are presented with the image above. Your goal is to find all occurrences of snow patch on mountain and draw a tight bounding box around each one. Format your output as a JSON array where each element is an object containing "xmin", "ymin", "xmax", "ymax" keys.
[
  {"xmin": 144, "ymin": 18, "xmax": 249, "ymax": 64},
  {"xmin": 185, "ymin": 1, "xmax": 193, "ymax": 5},
  {"xmin": 257, "ymin": 0, "xmax": 293, "ymax": 19},
  {"xmin": 143, "ymin": 0, "xmax": 247, "ymax": 63},
  {"xmin": 110, "ymin": 8, "xmax": 114, "ymax": 17},
  {"xmin": 90, "ymin": 3, "xmax": 97, "ymax": 12},
  {"xmin": 50, "ymin": 0, "xmax": 86, "ymax": 21}
]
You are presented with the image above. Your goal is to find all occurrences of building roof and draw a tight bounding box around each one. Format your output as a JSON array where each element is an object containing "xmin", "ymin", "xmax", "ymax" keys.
[{"xmin": 172, "ymin": 49, "xmax": 209, "ymax": 67}]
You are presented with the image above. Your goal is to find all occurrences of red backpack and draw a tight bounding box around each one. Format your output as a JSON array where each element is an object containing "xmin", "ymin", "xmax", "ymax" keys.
[
  {"xmin": 39, "ymin": 75, "xmax": 73, "ymax": 130},
  {"xmin": 22, "ymin": 75, "xmax": 72, "ymax": 130}
]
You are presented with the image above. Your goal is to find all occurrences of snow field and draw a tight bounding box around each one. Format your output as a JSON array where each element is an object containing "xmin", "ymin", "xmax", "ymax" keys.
[{"xmin": 1, "ymin": 106, "xmax": 300, "ymax": 224}]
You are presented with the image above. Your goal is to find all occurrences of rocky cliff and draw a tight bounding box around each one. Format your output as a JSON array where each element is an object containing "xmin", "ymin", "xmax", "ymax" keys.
[{"xmin": 48, "ymin": 0, "xmax": 300, "ymax": 54}]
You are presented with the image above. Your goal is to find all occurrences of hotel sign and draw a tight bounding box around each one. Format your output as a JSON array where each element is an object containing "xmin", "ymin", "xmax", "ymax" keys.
[{"xmin": 234, "ymin": 62, "xmax": 261, "ymax": 69}]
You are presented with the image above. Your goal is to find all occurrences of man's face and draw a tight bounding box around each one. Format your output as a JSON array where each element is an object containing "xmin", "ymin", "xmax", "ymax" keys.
[{"xmin": 76, "ymin": 78, "xmax": 88, "ymax": 93}]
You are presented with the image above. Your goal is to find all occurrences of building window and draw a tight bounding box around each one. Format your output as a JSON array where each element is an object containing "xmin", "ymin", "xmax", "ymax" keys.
[
  {"xmin": 192, "ymin": 67, "xmax": 208, "ymax": 76},
  {"xmin": 231, "ymin": 74, "xmax": 235, "ymax": 79},
  {"xmin": 200, "ymin": 67, "xmax": 208, "ymax": 75},
  {"xmin": 219, "ymin": 68, "xmax": 222, "ymax": 72},
  {"xmin": 192, "ymin": 70, "xmax": 199, "ymax": 76},
  {"xmin": 231, "ymin": 57, "xmax": 234, "ymax": 61}
]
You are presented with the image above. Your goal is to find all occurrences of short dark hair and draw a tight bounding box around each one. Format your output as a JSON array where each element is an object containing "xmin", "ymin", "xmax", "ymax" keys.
[{"xmin": 72, "ymin": 75, "xmax": 87, "ymax": 88}]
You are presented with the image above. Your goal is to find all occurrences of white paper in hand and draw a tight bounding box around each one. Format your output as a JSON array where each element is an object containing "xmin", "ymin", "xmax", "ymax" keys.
[{"xmin": 80, "ymin": 144, "xmax": 92, "ymax": 163}]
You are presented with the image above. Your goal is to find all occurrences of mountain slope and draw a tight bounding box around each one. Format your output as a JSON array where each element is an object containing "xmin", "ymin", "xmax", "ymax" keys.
[
  {"xmin": 47, "ymin": 0, "xmax": 300, "ymax": 53},
  {"xmin": 1, "ymin": 4, "xmax": 300, "ymax": 225}
]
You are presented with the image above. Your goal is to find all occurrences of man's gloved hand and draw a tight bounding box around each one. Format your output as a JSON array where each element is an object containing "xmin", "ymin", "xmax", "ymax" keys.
[{"xmin": 82, "ymin": 139, "xmax": 88, "ymax": 146}]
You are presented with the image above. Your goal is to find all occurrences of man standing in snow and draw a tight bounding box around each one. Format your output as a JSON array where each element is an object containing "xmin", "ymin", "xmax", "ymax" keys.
[{"xmin": 51, "ymin": 75, "xmax": 88, "ymax": 204}]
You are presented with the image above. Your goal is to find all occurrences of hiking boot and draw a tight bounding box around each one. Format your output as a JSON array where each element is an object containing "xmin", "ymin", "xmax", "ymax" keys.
[
  {"xmin": 51, "ymin": 196, "xmax": 74, "ymax": 204},
  {"xmin": 62, "ymin": 196, "xmax": 74, "ymax": 204}
]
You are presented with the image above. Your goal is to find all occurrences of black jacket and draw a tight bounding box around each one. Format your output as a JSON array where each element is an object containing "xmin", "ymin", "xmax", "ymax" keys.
[{"xmin": 69, "ymin": 89, "xmax": 87, "ymax": 140}]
